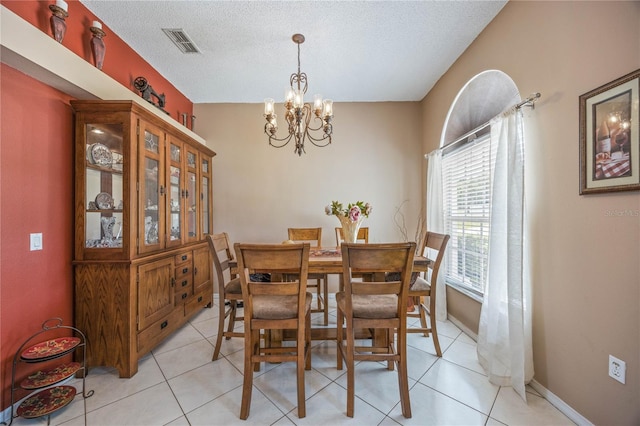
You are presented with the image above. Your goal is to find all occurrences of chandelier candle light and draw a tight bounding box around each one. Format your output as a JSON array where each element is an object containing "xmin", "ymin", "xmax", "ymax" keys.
[
  {"xmin": 325, "ymin": 201, "xmax": 372, "ymax": 244},
  {"xmin": 264, "ymin": 34, "xmax": 334, "ymax": 156}
]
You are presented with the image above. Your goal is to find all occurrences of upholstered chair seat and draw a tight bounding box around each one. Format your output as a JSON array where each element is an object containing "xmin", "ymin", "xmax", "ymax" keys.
[
  {"xmin": 336, "ymin": 293, "xmax": 398, "ymax": 319},
  {"xmin": 252, "ymin": 292, "xmax": 312, "ymax": 320}
]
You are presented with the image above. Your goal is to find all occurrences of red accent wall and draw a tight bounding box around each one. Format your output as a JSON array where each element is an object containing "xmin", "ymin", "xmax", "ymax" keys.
[
  {"xmin": 1, "ymin": 0, "xmax": 193, "ymax": 120},
  {"xmin": 0, "ymin": 1, "xmax": 195, "ymax": 411},
  {"xmin": 0, "ymin": 63, "xmax": 76, "ymax": 409}
]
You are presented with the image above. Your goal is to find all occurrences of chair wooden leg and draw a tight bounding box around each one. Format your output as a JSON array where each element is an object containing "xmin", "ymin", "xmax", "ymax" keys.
[
  {"xmin": 430, "ymin": 308, "xmax": 442, "ymax": 357},
  {"xmin": 212, "ymin": 298, "xmax": 228, "ymax": 361},
  {"xmin": 322, "ymin": 276, "xmax": 329, "ymax": 326},
  {"xmin": 387, "ymin": 328, "xmax": 394, "ymax": 371},
  {"xmin": 336, "ymin": 308, "xmax": 344, "ymax": 370},
  {"xmin": 345, "ymin": 317, "xmax": 355, "ymax": 418},
  {"xmin": 226, "ymin": 303, "xmax": 237, "ymax": 339},
  {"xmin": 418, "ymin": 296, "xmax": 429, "ymax": 337},
  {"xmin": 305, "ymin": 311, "xmax": 312, "ymax": 370},
  {"xmin": 297, "ymin": 322, "xmax": 307, "ymax": 418},
  {"xmin": 397, "ymin": 328, "xmax": 412, "ymax": 418},
  {"xmin": 240, "ymin": 327, "xmax": 256, "ymax": 420}
]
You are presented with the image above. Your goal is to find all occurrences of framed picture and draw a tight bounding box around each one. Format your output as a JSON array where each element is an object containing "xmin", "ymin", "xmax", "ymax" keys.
[{"xmin": 579, "ymin": 69, "xmax": 640, "ymax": 194}]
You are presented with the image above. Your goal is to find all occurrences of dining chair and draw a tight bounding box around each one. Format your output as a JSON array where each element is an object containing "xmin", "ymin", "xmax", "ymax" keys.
[
  {"xmin": 406, "ymin": 231, "xmax": 450, "ymax": 357},
  {"xmin": 234, "ymin": 243, "xmax": 312, "ymax": 420},
  {"xmin": 207, "ymin": 233, "xmax": 244, "ymax": 361},
  {"xmin": 336, "ymin": 242, "xmax": 415, "ymax": 418},
  {"xmin": 335, "ymin": 226, "xmax": 369, "ymax": 245},
  {"xmin": 287, "ymin": 227, "xmax": 329, "ymax": 325}
]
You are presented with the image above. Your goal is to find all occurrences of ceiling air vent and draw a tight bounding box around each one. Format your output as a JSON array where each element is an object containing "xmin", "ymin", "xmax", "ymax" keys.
[{"xmin": 162, "ymin": 28, "xmax": 200, "ymax": 54}]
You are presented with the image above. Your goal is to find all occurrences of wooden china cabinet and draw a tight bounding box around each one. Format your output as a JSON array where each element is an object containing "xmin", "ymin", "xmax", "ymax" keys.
[{"xmin": 71, "ymin": 100, "xmax": 215, "ymax": 378}]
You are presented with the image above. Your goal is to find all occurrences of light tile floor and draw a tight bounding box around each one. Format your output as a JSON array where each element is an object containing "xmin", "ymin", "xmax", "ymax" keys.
[{"xmin": 9, "ymin": 297, "xmax": 575, "ymax": 426}]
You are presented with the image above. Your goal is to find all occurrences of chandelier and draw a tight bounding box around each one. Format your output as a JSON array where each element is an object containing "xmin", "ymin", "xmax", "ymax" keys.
[{"xmin": 264, "ymin": 34, "xmax": 333, "ymax": 156}]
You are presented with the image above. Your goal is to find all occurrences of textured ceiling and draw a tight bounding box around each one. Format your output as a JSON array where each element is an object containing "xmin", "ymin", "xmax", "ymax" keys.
[{"xmin": 79, "ymin": 0, "xmax": 507, "ymax": 104}]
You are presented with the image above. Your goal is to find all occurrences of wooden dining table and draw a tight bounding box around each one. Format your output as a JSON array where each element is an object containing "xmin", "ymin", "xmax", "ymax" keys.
[{"xmin": 230, "ymin": 246, "xmax": 431, "ymax": 342}]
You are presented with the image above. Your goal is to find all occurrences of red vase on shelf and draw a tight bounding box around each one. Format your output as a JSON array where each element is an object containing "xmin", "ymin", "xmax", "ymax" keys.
[
  {"xmin": 90, "ymin": 21, "xmax": 106, "ymax": 70},
  {"xmin": 49, "ymin": 0, "xmax": 68, "ymax": 43}
]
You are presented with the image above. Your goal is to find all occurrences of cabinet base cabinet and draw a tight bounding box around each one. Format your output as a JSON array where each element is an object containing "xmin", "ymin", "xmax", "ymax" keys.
[{"xmin": 74, "ymin": 243, "xmax": 212, "ymax": 378}]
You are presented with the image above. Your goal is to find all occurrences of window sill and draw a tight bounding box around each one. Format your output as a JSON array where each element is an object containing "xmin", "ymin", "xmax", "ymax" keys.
[{"xmin": 446, "ymin": 281, "xmax": 484, "ymax": 304}]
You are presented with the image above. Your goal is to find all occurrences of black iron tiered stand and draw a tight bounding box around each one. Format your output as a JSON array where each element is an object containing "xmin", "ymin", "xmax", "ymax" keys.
[{"xmin": 5, "ymin": 318, "xmax": 93, "ymax": 425}]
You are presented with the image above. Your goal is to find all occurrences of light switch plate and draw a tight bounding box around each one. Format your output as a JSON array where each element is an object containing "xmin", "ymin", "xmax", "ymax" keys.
[{"xmin": 30, "ymin": 233, "xmax": 43, "ymax": 251}]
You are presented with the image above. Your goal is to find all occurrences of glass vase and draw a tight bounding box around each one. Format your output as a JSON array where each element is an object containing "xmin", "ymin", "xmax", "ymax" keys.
[{"xmin": 337, "ymin": 216, "xmax": 363, "ymax": 244}]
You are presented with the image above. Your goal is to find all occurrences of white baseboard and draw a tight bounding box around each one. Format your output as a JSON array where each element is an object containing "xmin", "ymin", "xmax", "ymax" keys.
[
  {"xmin": 446, "ymin": 314, "xmax": 590, "ymax": 425},
  {"xmin": 0, "ymin": 405, "xmax": 11, "ymax": 425},
  {"xmin": 447, "ymin": 313, "xmax": 478, "ymax": 341},
  {"xmin": 529, "ymin": 380, "xmax": 592, "ymax": 426}
]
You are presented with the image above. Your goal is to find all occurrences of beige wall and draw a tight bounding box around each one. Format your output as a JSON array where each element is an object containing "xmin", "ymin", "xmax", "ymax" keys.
[
  {"xmin": 195, "ymin": 102, "xmax": 423, "ymax": 289},
  {"xmin": 421, "ymin": 1, "xmax": 640, "ymax": 424}
]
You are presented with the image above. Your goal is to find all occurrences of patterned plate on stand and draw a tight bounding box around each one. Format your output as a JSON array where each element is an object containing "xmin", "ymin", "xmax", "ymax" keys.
[
  {"xmin": 20, "ymin": 337, "xmax": 80, "ymax": 362},
  {"xmin": 17, "ymin": 386, "xmax": 76, "ymax": 418},
  {"xmin": 20, "ymin": 363, "xmax": 81, "ymax": 390}
]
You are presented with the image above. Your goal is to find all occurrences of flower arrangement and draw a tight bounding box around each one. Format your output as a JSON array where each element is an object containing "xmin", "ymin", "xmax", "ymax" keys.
[{"xmin": 325, "ymin": 201, "xmax": 372, "ymax": 222}]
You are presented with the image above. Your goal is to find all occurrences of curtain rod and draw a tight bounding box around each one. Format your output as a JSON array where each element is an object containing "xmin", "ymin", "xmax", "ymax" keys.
[{"xmin": 425, "ymin": 92, "xmax": 541, "ymax": 158}]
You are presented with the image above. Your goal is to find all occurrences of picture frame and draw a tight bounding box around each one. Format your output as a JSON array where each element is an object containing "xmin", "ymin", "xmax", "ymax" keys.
[{"xmin": 579, "ymin": 69, "xmax": 640, "ymax": 194}]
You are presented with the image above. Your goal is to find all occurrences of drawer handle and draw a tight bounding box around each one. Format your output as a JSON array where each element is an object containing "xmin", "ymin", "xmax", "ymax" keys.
[
  {"xmin": 182, "ymin": 267, "xmax": 189, "ymax": 274},
  {"xmin": 160, "ymin": 320, "xmax": 168, "ymax": 329},
  {"xmin": 182, "ymin": 293, "xmax": 188, "ymax": 300},
  {"xmin": 181, "ymin": 254, "xmax": 188, "ymax": 261},
  {"xmin": 181, "ymin": 280, "xmax": 188, "ymax": 287},
  {"xmin": 194, "ymin": 267, "xmax": 198, "ymax": 275},
  {"xmin": 171, "ymin": 277, "xmax": 175, "ymax": 287},
  {"xmin": 198, "ymin": 296, "xmax": 203, "ymax": 302}
]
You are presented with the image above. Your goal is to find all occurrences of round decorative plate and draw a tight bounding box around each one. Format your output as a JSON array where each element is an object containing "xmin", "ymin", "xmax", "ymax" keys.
[
  {"xmin": 86, "ymin": 144, "xmax": 96, "ymax": 164},
  {"xmin": 20, "ymin": 362, "xmax": 81, "ymax": 390},
  {"xmin": 91, "ymin": 143, "xmax": 113, "ymax": 167},
  {"xmin": 21, "ymin": 337, "xmax": 80, "ymax": 362},
  {"xmin": 17, "ymin": 386, "xmax": 76, "ymax": 418},
  {"xmin": 95, "ymin": 192, "xmax": 113, "ymax": 210}
]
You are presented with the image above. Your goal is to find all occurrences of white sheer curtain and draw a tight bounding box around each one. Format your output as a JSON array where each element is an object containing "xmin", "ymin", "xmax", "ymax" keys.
[
  {"xmin": 477, "ymin": 108, "xmax": 534, "ymax": 401},
  {"xmin": 425, "ymin": 150, "xmax": 447, "ymax": 321}
]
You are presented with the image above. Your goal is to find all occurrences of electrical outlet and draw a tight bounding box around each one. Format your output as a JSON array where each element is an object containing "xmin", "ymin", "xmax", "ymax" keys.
[{"xmin": 609, "ymin": 355, "xmax": 626, "ymax": 384}]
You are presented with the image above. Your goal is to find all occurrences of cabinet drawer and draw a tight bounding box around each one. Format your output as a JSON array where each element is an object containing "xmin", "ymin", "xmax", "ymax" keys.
[
  {"xmin": 176, "ymin": 288, "xmax": 192, "ymax": 303},
  {"xmin": 185, "ymin": 290, "xmax": 212, "ymax": 317},
  {"xmin": 175, "ymin": 274, "xmax": 192, "ymax": 291},
  {"xmin": 175, "ymin": 264, "xmax": 191, "ymax": 282},
  {"xmin": 137, "ymin": 308, "xmax": 183, "ymax": 356},
  {"xmin": 174, "ymin": 252, "xmax": 192, "ymax": 265}
]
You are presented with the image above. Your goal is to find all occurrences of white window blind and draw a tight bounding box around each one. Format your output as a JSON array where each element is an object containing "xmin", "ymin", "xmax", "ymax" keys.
[{"xmin": 442, "ymin": 132, "xmax": 497, "ymax": 296}]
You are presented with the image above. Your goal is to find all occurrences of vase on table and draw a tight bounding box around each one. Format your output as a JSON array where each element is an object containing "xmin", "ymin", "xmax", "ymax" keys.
[{"xmin": 337, "ymin": 215, "xmax": 364, "ymax": 244}]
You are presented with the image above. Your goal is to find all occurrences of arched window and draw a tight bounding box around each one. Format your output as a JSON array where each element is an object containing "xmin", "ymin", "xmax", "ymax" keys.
[{"xmin": 440, "ymin": 70, "xmax": 519, "ymax": 298}]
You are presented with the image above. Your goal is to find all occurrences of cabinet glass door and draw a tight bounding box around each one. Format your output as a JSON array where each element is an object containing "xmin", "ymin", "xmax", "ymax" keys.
[
  {"xmin": 139, "ymin": 124, "xmax": 164, "ymax": 254},
  {"xmin": 84, "ymin": 123, "xmax": 124, "ymax": 250},
  {"xmin": 167, "ymin": 141, "xmax": 183, "ymax": 247},
  {"xmin": 201, "ymin": 157, "xmax": 211, "ymax": 235},
  {"xmin": 185, "ymin": 149, "xmax": 199, "ymax": 243}
]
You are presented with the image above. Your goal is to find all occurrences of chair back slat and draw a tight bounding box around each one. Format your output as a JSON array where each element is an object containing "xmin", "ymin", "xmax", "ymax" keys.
[
  {"xmin": 341, "ymin": 242, "xmax": 415, "ymax": 302},
  {"xmin": 288, "ymin": 228, "xmax": 322, "ymax": 246},
  {"xmin": 352, "ymin": 281, "xmax": 400, "ymax": 295},
  {"xmin": 248, "ymin": 282, "xmax": 300, "ymax": 296}
]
